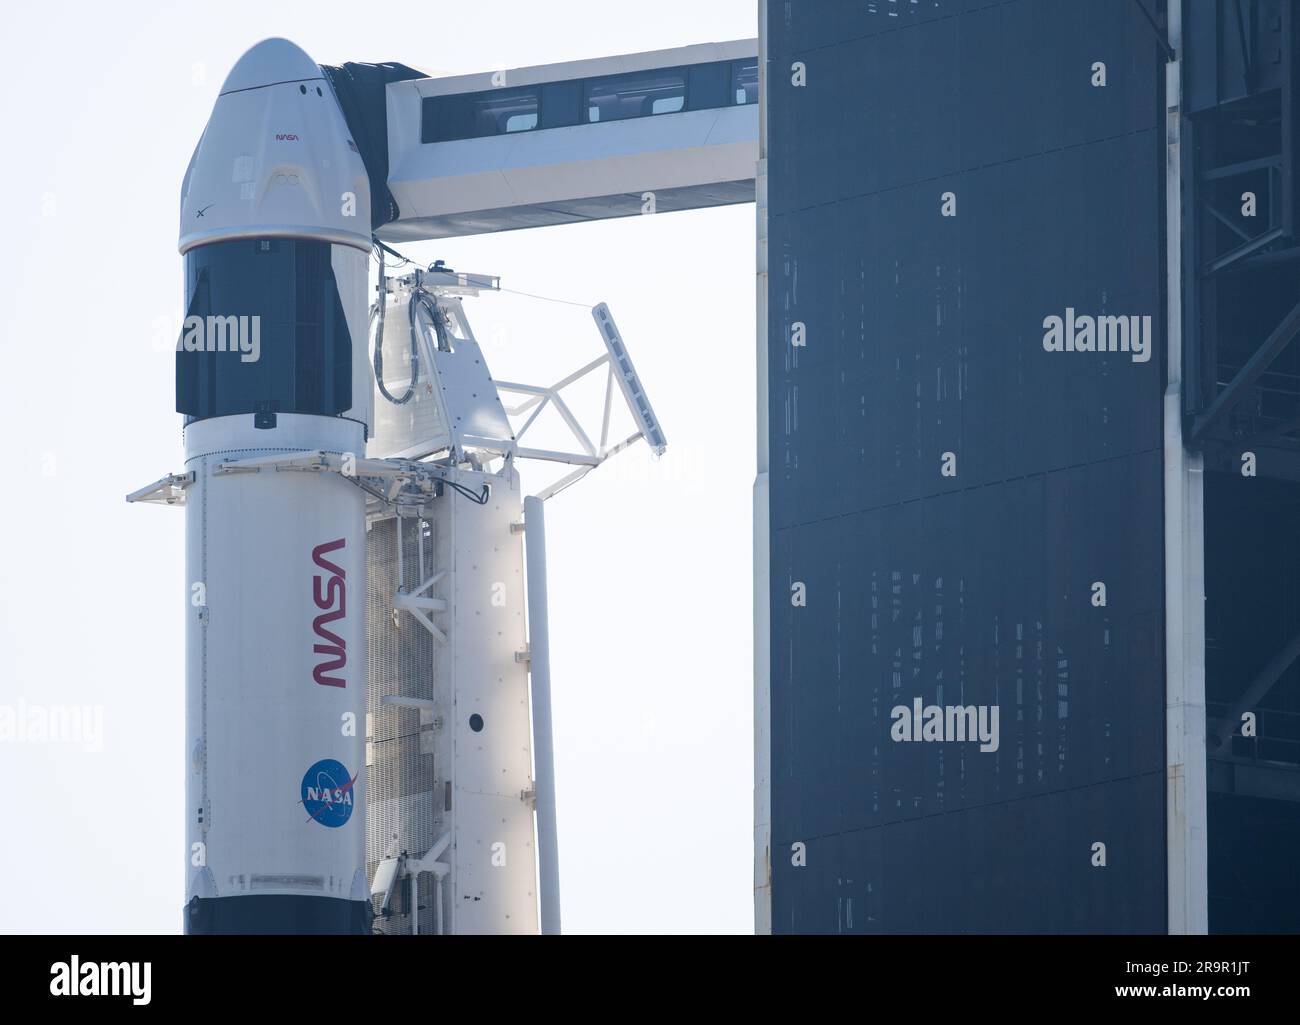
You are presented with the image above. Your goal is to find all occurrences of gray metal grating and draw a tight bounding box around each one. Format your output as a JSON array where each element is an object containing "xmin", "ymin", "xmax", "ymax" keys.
[{"xmin": 366, "ymin": 515, "xmax": 442, "ymax": 934}]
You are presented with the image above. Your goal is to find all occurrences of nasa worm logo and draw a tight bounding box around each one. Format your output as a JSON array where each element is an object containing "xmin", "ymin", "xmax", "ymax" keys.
[
  {"xmin": 300, "ymin": 758, "xmax": 356, "ymax": 827},
  {"xmin": 312, "ymin": 538, "xmax": 347, "ymax": 688}
]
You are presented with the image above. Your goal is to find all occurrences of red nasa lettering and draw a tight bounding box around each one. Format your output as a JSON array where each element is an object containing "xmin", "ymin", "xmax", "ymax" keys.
[{"xmin": 312, "ymin": 538, "xmax": 347, "ymax": 688}]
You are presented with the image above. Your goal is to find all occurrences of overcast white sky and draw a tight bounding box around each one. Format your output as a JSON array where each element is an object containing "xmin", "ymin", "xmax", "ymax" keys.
[{"xmin": 0, "ymin": 0, "xmax": 756, "ymax": 933}]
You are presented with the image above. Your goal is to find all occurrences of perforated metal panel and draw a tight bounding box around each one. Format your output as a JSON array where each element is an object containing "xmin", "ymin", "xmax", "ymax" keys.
[
  {"xmin": 366, "ymin": 515, "xmax": 443, "ymax": 934},
  {"xmin": 363, "ymin": 470, "xmax": 538, "ymax": 935}
]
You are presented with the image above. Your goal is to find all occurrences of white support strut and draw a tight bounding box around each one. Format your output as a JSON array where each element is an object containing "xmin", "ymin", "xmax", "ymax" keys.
[{"xmin": 524, "ymin": 495, "xmax": 561, "ymax": 935}]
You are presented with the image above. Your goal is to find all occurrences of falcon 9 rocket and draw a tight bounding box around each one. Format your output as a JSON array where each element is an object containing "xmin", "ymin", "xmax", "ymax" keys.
[{"xmin": 176, "ymin": 38, "xmax": 374, "ymax": 934}]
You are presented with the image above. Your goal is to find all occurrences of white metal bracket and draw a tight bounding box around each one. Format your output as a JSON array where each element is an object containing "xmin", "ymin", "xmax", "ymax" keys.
[
  {"xmin": 205, "ymin": 449, "xmax": 487, "ymax": 522},
  {"xmin": 125, "ymin": 472, "xmax": 195, "ymax": 507},
  {"xmin": 396, "ymin": 569, "xmax": 448, "ymax": 644}
]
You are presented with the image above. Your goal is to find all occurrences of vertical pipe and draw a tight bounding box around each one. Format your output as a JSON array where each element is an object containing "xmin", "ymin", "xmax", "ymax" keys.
[
  {"xmin": 397, "ymin": 515, "xmax": 405, "ymax": 591},
  {"xmin": 752, "ymin": 0, "xmax": 773, "ymax": 936},
  {"xmin": 524, "ymin": 495, "xmax": 561, "ymax": 935},
  {"xmin": 1164, "ymin": 0, "xmax": 1210, "ymax": 935}
]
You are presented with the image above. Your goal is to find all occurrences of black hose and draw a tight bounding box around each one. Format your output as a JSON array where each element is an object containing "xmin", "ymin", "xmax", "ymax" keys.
[
  {"xmin": 373, "ymin": 245, "xmax": 420, "ymax": 405},
  {"xmin": 409, "ymin": 290, "xmax": 446, "ymax": 355}
]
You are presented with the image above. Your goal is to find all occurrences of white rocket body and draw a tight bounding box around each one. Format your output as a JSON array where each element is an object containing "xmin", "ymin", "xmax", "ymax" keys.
[{"xmin": 178, "ymin": 38, "xmax": 374, "ymax": 933}]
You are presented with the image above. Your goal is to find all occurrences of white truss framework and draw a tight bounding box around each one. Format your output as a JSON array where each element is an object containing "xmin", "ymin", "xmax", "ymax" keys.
[{"xmin": 490, "ymin": 303, "xmax": 667, "ymax": 500}]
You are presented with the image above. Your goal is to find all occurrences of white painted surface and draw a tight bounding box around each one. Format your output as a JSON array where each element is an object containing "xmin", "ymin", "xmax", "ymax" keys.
[
  {"xmin": 184, "ymin": 412, "xmax": 368, "ymax": 904},
  {"xmin": 438, "ymin": 467, "xmax": 538, "ymax": 934},
  {"xmin": 383, "ymin": 39, "xmax": 758, "ymax": 238},
  {"xmin": 387, "ymin": 106, "xmax": 758, "ymax": 222},
  {"xmin": 179, "ymin": 38, "xmax": 371, "ymax": 255},
  {"xmin": 1163, "ymin": 3, "xmax": 1209, "ymax": 935},
  {"xmin": 525, "ymin": 495, "xmax": 561, "ymax": 934}
]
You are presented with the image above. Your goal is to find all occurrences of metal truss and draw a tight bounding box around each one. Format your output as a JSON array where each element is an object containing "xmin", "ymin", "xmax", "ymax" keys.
[
  {"xmin": 1182, "ymin": 1, "xmax": 1300, "ymax": 778},
  {"xmin": 488, "ymin": 304, "xmax": 667, "ymax": 500},
  {"xmin": 1183, "ymin": 1, "xmax": 1300, "ymax": 466}
]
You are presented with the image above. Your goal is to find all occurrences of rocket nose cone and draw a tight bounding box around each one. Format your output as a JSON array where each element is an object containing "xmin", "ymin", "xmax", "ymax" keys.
[{"xmin": 219, "ymin": 37, "xmax": 323, "ymax": 95}]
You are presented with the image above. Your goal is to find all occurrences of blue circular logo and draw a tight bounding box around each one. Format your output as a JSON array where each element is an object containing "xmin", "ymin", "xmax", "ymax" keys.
[{"xmin": 300, "ymin": 758, "xmax": 356, "ymax": 828}]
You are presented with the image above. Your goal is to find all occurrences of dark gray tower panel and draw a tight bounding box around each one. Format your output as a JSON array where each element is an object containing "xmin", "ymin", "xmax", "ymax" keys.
[{"xmin": 767, "ymin": 0, "xmax": 1168, "ymax": 933}]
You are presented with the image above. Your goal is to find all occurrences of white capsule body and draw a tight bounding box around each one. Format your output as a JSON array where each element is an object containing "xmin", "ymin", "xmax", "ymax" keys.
[
  {"xmin": 178, "ymin": 38, "xmax": 374, "ymax": 933},
  {"xmin": 184, "ymin": 414, "xmax": 368, "ymax": 929}
]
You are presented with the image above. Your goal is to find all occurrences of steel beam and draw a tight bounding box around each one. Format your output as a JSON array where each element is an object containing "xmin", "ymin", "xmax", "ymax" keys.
[
  {"xmin": 1188, "ymin": 296, "xmax": 1300, "ymax": 445},
  {"xmin": 1209, "ymin": 626, "xmax": 1300, "ymax": 754},
  {"xmin": 1203, "ymin": 225, "xmax": 1286, "ymax": 274}
]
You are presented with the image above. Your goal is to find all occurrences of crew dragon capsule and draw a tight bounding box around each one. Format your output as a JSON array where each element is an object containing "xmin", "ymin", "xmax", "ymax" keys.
[
  {"xmin": 175, "ymin": 38, "xmax": 373, "ymax": 934},
  {"xmin": 129, "ymin": 32, "xmax": 673, "ymax": 938}
]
